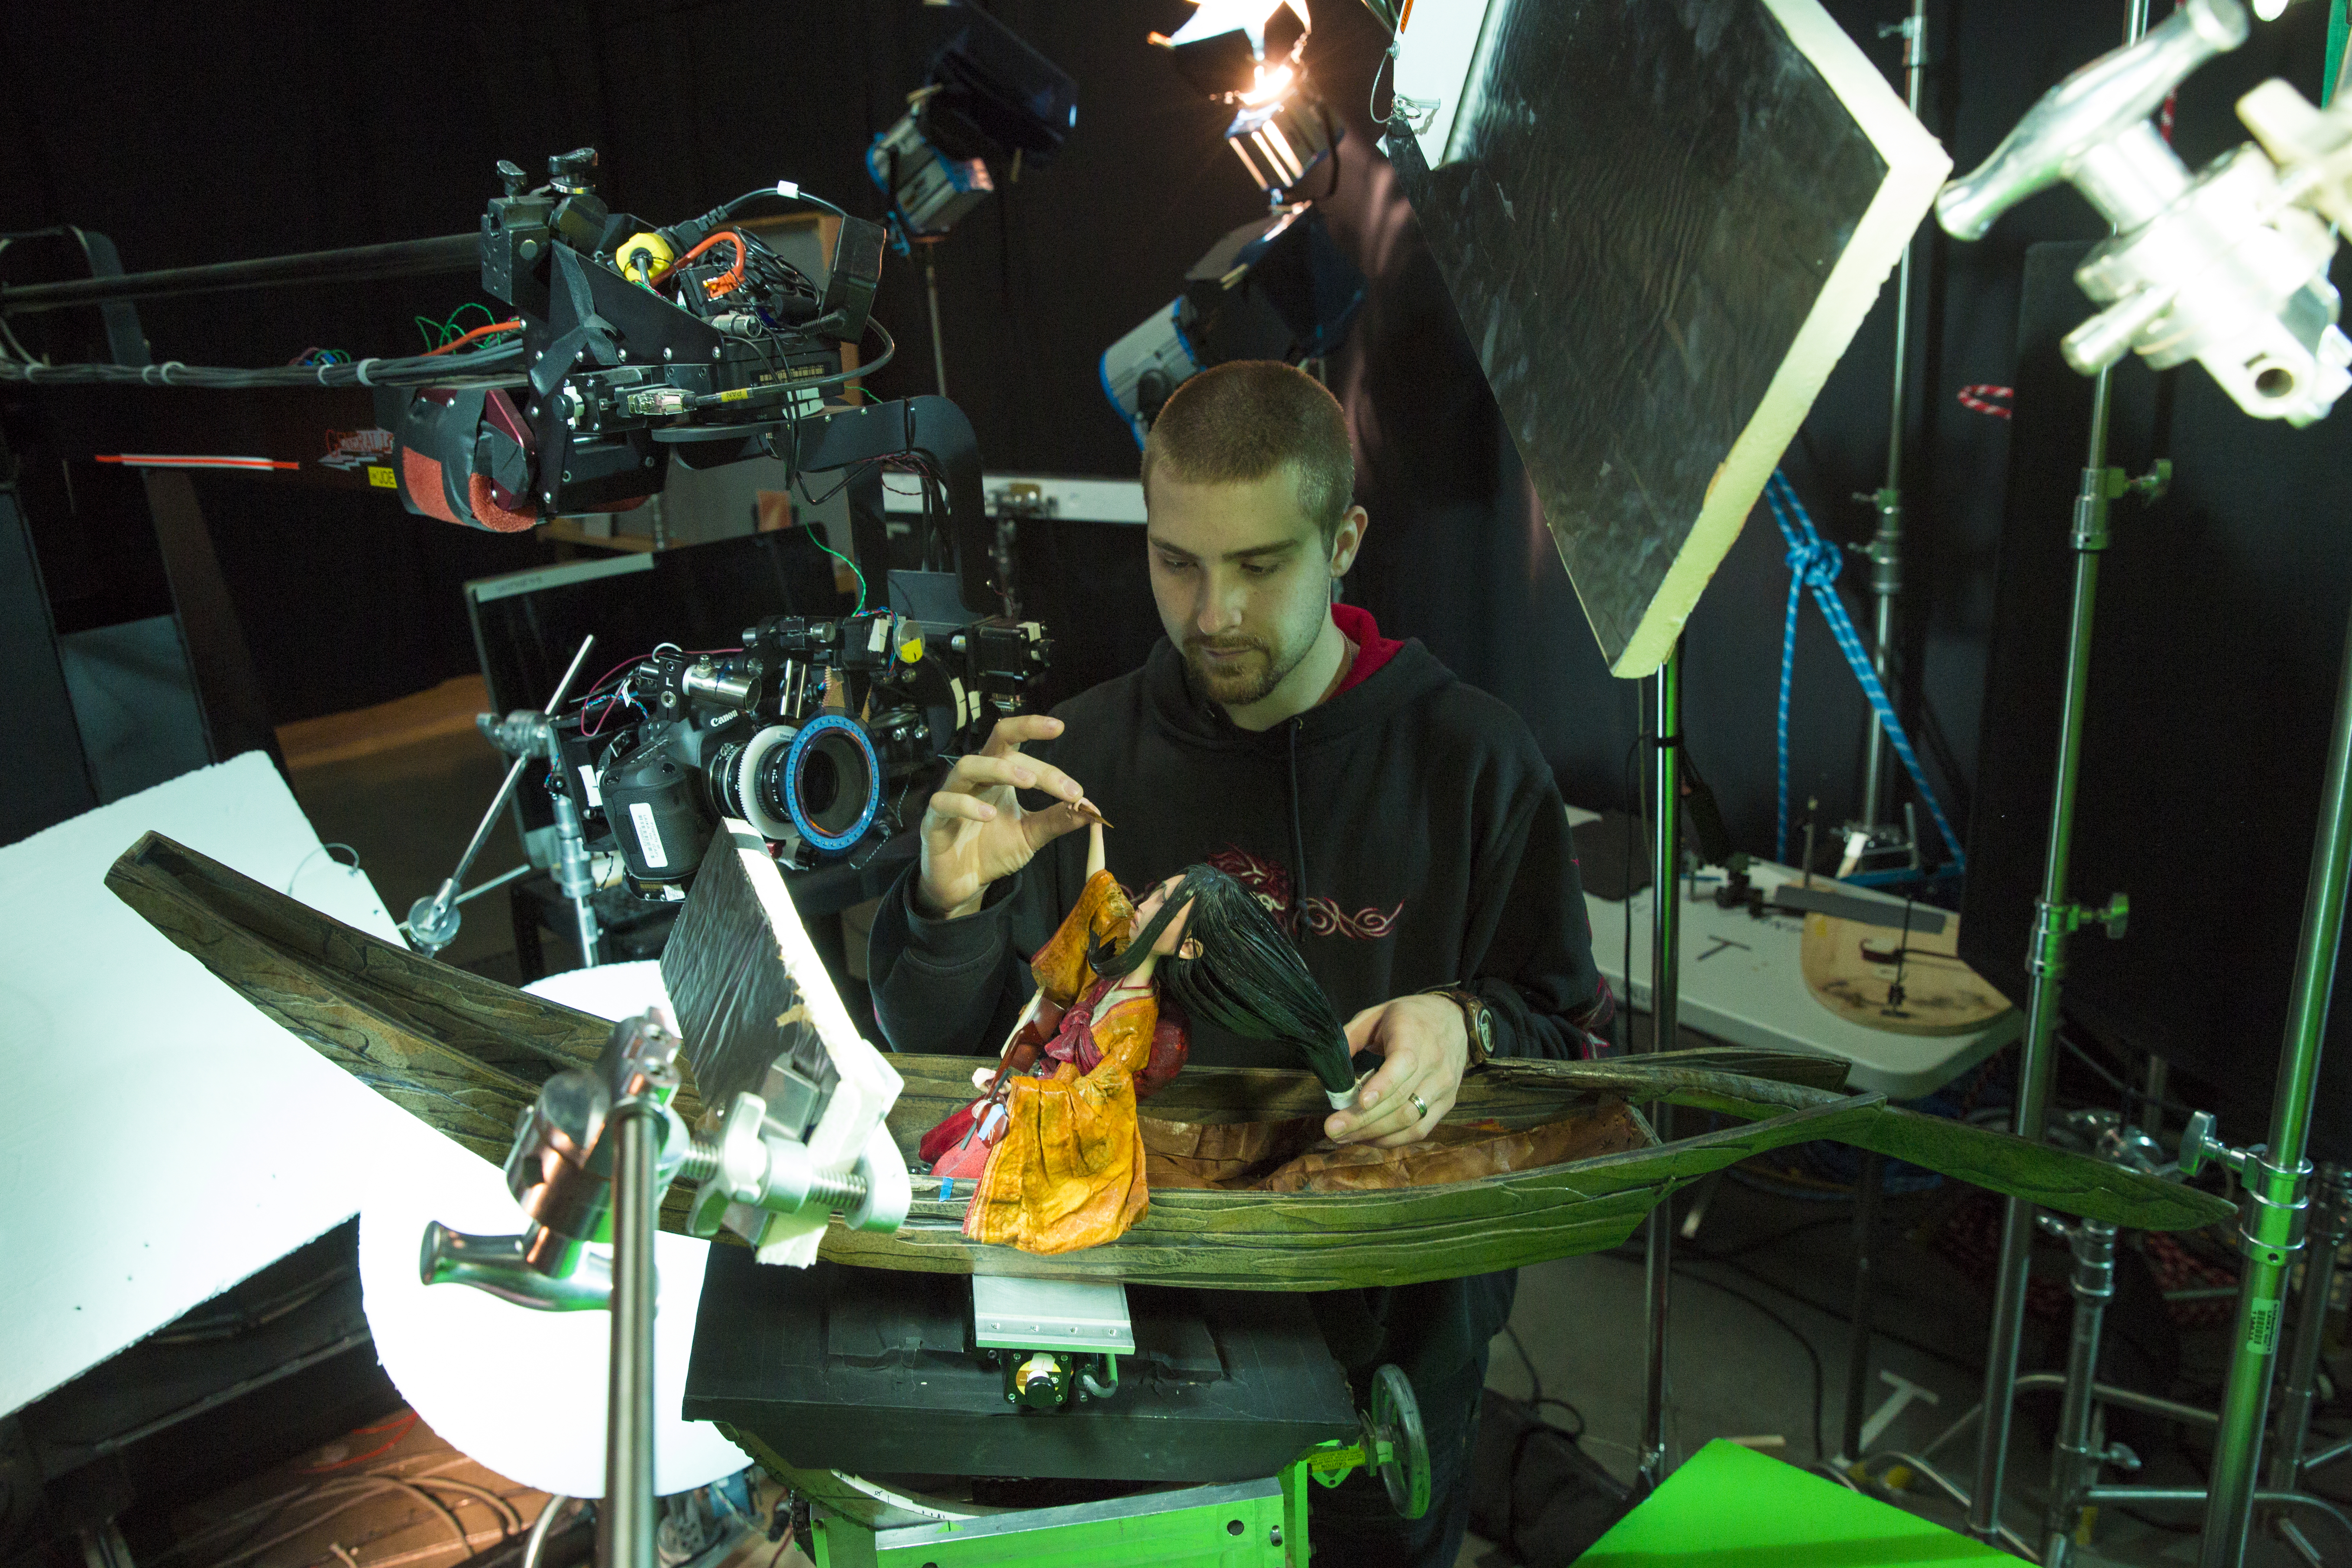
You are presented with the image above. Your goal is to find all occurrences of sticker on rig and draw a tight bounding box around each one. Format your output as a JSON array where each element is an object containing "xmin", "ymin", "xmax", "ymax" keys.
[
  {"xmin": 367, "ymin": 466, "xmax": 398, "ymax": 488},
  {"xmin": 2247, "ymin": 1299, "xmax": 2280, "ymax": 1354},
  {"xmin": 319, "ymin": 427, "xmax": 396, "ymax": 472}
]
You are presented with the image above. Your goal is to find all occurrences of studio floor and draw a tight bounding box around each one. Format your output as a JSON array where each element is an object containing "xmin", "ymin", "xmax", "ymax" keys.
[
  {"xmin": 252, "ymin": 690, "xmax": 2352, "ymax": 1568},
  {"xmin": 1472, "ymin": 1174, "xmax": 2349, "ymax": 1567}
]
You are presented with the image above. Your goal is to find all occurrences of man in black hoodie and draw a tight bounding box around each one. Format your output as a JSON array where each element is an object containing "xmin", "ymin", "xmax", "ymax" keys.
[{"xmin": 867, "ymin": 361, "xmax": 1612, "ymax": 1564}]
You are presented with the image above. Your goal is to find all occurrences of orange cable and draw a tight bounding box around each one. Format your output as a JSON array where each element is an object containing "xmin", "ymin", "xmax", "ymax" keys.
[
  {"xmin": 424, "ymin": 320, "xmax": 523, "ymax": 356},
  {"xmin": 653, "ymin": 230, "xmax": 747, "ymax": 298}
]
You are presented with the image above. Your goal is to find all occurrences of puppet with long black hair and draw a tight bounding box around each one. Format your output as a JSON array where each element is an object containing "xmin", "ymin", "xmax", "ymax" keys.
[{"xmin": 925, "ymin": 825, "xmax": 1362, "ymax": 1254}]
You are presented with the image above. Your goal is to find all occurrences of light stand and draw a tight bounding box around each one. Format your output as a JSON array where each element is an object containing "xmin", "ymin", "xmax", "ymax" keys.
[
  {"xmin": 1966, "ymin": 8, "xmax": 2167, "ymax": 1542},
  {"xmin": 1964, "ymin": 345, "xmax": 2135, "ymax": 1545},
  {"xmin": 2267, "ymin": 1164, "xmax": 2352, "ymax": 1537},
  {"xmin": 1637, "ymin": 637, "xmax": 1682, "ymax": 1494},
  {"xmin": 2035, "ymin": 1109, "xmax": 2164, "ymax": 1566},
  {"xmin": 1838, "ymin": 1, "xmax": 1931, "ymax": 1435},
  {"xmin": 922, "ymin": 242, "xmax": 949, "ymax": 398},
  {"xmin": 1846, "ymin": 0, "xmax": 1930, "ymax": 878},
  {"xmin": 2185, "ymin": 598, "xmax": 2352, "ymax": 1565}
]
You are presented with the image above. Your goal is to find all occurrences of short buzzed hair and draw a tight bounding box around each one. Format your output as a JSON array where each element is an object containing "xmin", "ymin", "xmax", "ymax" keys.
[{"xmin": 1141, "ymin": 361, "xmax": 1355, "ymax": 547}]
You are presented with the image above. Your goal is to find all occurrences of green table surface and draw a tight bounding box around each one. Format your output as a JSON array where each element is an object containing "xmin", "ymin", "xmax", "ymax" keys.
[{"xmin": 1575, "ymin": 1441, "xmax": 2009, "ymax": 1567}]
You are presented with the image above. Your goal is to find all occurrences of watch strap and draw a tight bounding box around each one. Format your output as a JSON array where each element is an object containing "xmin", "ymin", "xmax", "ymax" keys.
[{"xmin": 1422, "ymin": 985, "xmax": 1493, "ymax": 1068}]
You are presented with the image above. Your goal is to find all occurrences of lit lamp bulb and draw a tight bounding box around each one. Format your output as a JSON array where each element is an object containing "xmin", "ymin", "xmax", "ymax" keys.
[
  {"xmin": 1242, "ymin": 64, "xmax": 1297, "ymax": 107},
  {"xmin": 2252, "ymin": 0, "xmax": 2290, "ymax": 18}
]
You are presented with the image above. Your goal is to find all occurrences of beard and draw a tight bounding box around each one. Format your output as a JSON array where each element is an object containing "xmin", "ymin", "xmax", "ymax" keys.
[{"xmin": 1182, "ymin": 631, "xmax": 1311, "ymax": 707}]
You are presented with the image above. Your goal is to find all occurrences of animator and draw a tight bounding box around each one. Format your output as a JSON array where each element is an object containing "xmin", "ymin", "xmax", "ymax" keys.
[{"xmin": 868, "ymin": 359, "xmax": 1615, "ymax": 1566}]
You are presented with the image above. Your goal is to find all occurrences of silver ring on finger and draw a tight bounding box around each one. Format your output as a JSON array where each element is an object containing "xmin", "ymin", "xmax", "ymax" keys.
[{"xmin": 1408, "ymin": 1090, "xmax": 1431, "ymax": 1120}]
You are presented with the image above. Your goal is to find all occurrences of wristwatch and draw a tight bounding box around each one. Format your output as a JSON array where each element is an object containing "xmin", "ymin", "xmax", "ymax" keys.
[{"xmin": 1424, "ymin": 986, "xmax": 1494, "ymax": 1069}]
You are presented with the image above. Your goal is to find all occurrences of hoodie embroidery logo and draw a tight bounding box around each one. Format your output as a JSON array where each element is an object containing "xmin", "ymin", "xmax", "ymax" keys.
[{"xmin": 1206, "ymin": 844, "xmax": 1402, "ymax": 941}]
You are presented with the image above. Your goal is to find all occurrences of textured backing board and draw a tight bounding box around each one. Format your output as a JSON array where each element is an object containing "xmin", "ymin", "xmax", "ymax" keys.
[
  {"xmin": 659, "ymin": 822, "xmax": 903, "ymax": 1264},
  {"xmin": 1388, "ymin": 0, "xmax": 1950, "ymax": 676}
]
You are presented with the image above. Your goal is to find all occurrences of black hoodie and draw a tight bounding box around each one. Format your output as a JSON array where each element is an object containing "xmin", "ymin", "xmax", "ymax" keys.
[{"xmin": 867, "ymin": 612, "xmax": 1612, "ymax": 1387}]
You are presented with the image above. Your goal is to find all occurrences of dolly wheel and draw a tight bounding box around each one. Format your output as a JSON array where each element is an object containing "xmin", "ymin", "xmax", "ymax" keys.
[{"xmin": 1365, "ymin": 1363, "xmax": 1430, "ymax": 1520}]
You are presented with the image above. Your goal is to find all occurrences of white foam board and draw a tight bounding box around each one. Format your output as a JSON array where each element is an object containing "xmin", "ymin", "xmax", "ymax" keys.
[{"xmin": 0, "ymin": 753, "xmax": 408, "ymax": 1416}]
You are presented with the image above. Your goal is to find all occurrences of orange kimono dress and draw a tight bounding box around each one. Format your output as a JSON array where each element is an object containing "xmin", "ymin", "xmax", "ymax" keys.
[{"xmin": 960, "ymin": 869, "xmax": 1174, "ymax": 1254}]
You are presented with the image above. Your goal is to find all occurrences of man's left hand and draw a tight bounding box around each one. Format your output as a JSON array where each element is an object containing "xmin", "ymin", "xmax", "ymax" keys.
[{"xmin": 1324, "ymin": 994, "xmax": 1469, "ymax": 1147}]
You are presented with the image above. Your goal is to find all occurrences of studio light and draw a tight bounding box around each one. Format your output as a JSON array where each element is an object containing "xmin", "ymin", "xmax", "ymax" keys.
[
  {"xmin": 1100, "ymin": 203, "xmax": 1363, "ymax": 445},
  {"xmin": 1150, "ymin": 0, "xmax": 1340, "ymax": 202},
  {"xmin": 867, "ymin": 1, "xmax": 1077, "ymax": 243}
]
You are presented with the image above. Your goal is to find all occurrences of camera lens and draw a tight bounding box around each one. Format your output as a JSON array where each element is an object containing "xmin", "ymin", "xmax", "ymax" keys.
[{"xmin": 749, "ymin": 714, "xmax": 882, "ymax": 853}]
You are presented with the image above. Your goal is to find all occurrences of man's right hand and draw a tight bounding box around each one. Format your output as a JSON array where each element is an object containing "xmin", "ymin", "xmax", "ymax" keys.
[{"xmin": 915, "ymin": 714, "xmax": 1092, "ymax": 918}]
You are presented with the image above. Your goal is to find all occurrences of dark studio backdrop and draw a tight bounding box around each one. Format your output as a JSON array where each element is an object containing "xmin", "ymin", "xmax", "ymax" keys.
[{"xmin": 3, "ymin": 2, "xmax": 2346, "ymax": 1148}]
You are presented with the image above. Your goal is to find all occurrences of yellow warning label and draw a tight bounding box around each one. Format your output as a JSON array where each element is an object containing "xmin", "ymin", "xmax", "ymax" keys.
[{"xmin": 367, "ymin": 466, "xmax": 398, "ymax": 488}]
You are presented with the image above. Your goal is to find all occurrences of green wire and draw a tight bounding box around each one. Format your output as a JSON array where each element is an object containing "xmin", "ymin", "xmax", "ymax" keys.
[
  {"xmin": 446, "ymin": 301, "xmax": 497, "ymax": 332},
  {"xmin": 809, "ymin": 530, "xmax": 867, "ymax": 615}
]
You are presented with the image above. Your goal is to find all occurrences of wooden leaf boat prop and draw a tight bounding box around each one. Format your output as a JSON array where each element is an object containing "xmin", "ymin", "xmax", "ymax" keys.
[{"xmin": 107, "ymin": 831, "xmax": 2233, "ymax": 1292}]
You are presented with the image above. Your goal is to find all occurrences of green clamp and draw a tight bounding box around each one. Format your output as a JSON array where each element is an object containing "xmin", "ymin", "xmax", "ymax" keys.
[
  {"xmin": 1293, "ymin": 1364, "xmax": 1430, "ymax": 1520},
  {"xmin": 2026, "ymin": 893, "xmax": 2128, "ymax": 978},
  {"xmin": 2091, "ymin": 892, "xmax": 2129, "ymax": 940},
  {"xmin": 2094, "ymin": 459, "xmax": 2171, "ymax": 502}
]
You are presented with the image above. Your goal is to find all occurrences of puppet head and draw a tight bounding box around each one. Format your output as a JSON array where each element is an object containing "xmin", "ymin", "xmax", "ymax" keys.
[{"xmin": 1089, "ymin": 863, "xmax": 1355, "ymax": 1100}]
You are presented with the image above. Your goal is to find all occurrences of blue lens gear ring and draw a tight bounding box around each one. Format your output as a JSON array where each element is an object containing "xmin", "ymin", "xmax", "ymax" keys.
[{"xmin": 784, "ymin": 712, "xmax": 882, "ymax": 852}]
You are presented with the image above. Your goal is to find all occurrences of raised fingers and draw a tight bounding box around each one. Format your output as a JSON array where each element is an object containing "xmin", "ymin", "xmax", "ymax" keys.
[
  {"xmin": 980, "ymin": 713, "xmax": 1064, "ymax": 759},
  {"xmin": 922, "ymin": 789, "xmax": 998, "ymax": 826},
  {"xmin": 941, "ymin": 753, "xmax": 1046, "ymax": 797}
]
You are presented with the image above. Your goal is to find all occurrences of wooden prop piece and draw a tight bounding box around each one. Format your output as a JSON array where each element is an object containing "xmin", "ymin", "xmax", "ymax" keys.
[
  {"xmin": 1799, "ymin": 910, "xmax": 2014, "ymax": 1035},
  {"xmin": 1386, "ymin": 0, "xmax": 1951, "ymax": 675},
  {"xmin": 104, "ymin": 830, "xmax": 702, "ymax": 1233},
  {"xmin": 106, "ymin": 832, "xmax": 2233, "ymax": 1292}
]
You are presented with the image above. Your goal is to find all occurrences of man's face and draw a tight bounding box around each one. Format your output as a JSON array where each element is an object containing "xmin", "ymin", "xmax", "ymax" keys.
[{"xmin": 1145, "ymin": 465, "xmax": 1358, "ymax": 709}]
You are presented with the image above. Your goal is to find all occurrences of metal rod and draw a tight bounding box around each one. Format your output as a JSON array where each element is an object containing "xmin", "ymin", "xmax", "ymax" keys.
[
  {"xmin": 2199, "ymin": 605, "xmax": 2352, "ymax": 1568},
  {"xmin": 1860, "ymin": 0, "xmax": 1930, "ymax": 834},
  {"xmin": 452, "ymin": 862, "xmax": 534, "ymax": 906},
  {"xmin": 1637, "ymin": 640, "xmax": 1682, "ymax": 1494},
  {"xmin": 411, "ymin": 635, "xmax": 595, "ymax": 955},
  {"xmin": 1967, "ymin": 10, "xmax": 2155, "ymax": 1515},
  {"xmin": 1968, "ymin": 236, "xmax": 2133, "ymax": 1547},
  {"xmin": 521, "ymin": 1497, "xmax": 572, "ymax": 1568},
  {"xmin": 1841, "ymin": 1151, "xmax": 1883, "ymax": 1464},
  {"xmin": 601, "ymin": 1102, "xmax": 660, "ymax": 1568},
  {"xmin": 2043, "ymin": 1220, "xmax": 2118, "ymax": 1565},
  {"xmin": 2271, "ymin": 1166, "xmax": 2349, "ymax": 1492},
  {"xmin": 0, "ymin": 233, "xmax": 480, "ymax": 315},
  {"xmin": 1912, "ymin": 1372, "xmax": 2218, "ymax": 1473},
  {"xmin": 2103, "ymin": 1489, "xmax": 2352, "ymax": 1546},
  {"xmin": 573, "ymin": 898, "xmax": 603, "ymax": 970},
  {"xmin": 922, "ymin": 245, "xmax": 949, "ymax": 398}
]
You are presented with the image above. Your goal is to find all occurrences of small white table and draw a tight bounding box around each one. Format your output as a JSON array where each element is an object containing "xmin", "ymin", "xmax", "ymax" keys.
[{"xmin": 1574, "ymin": 808, "xmax": 2019, "ymax": 1100}]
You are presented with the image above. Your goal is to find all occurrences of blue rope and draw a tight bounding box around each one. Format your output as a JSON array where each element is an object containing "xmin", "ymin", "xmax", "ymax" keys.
[{"xmin": 1762, "ymin": 471, "xmax": 1967, "ymax": 872}]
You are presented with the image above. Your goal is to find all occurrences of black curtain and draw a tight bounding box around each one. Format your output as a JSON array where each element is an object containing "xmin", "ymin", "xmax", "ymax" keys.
[{"xmin": 1, "ymin": 0, "xmax": 2342, "ymax": 834}]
